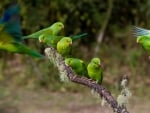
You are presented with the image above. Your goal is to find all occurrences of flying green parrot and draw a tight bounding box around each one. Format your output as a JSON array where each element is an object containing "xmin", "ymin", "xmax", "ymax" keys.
[
  {"xmin": 65, "ymin": 58, "xmax": 88, "ymax": 77},
  {"xmin": 56, "ymin": 37, "xmax": 72, "ymax": 57},
  {"xmin": 39, "ymin": 33, "xmax": 88, "ymax": 48},
  {"xmin": 23, "ymin": 22, "xmax": 64, "ymax": 39},
  {"xmin": 132, "ymin": 26, "xmax": 150, "ymax": 53},
  {"xmin": 87, "ymin": 57, "xmax": 103, "ymax": 84},
  {"xmin": 0, "ymin": 4, "xmax": 43, "ymax": 58}
]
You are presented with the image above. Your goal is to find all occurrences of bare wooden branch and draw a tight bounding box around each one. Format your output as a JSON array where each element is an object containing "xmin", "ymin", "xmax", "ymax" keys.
[{"xmin": 45, "ymin": 47, "xmax": 129, "ymax": 113}]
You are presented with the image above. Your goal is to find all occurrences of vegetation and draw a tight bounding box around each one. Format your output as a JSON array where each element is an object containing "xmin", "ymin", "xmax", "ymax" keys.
[{"xmin": 0, "ymin": 0, "xmax": 150, "ymax": 98}]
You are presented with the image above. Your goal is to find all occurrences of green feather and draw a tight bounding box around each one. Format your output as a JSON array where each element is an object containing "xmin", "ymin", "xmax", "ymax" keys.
[
  {"xmin": 0, "ymin": 42, "xmax": 43, "ymax": 58},
  {"xmin": 137, "ymin": 36, "xmax": 150, "ymax": 53},
  {"xmin": 87, "ymin": 58, "xmax": 103, "ymax": 84},
  {"xmin": 71, "ymin": 33, "xmax": 88, "ymax": 40},
  {"xmin": 23, "ymin": 22, "xmax": 64, "ymax": 39},
  {"xmin": 65, "ymin": 58, "xmax": 88, "ymax": 77},
  {"xmin": 132, "ymin": 26, "xmax": 150, "ymax": 53},
  {"xmin": 0, "ymin": 4, "xmax": 43, "ymax": 58},
  {"xmin": 57, "ymin": 37, "xmax": 72, "ymax": 57},
  {"xmin": 39, "ymin": 33, "xmax": 88, "ymax": 48}
]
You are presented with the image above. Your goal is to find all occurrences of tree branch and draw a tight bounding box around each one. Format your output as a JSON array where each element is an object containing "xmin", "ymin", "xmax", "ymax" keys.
[{"xmin": 45, "ymin": 47, "xmax": 129, "ymax": 113}]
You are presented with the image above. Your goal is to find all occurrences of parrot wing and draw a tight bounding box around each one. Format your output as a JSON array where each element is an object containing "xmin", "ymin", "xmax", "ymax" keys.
[
  {"xmin": 0, "ymin": 4, "xmax": 22, "ymax": 42},
  {"xmin": 132, "ymin": 26, "xmax": 150, "ymax": 37},
  {"xmin": 22, "ymin": 28, "xmax": 53, "ymax": 39}
]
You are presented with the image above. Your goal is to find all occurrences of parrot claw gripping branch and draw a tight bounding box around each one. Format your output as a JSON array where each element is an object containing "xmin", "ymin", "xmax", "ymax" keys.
[{"xmin": 45, "ymin": 47, "xmax": 129, "ymax": 113}]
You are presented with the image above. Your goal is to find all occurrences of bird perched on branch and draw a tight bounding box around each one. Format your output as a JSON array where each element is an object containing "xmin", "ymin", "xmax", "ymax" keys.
[
  {"xmin": 57, "ymin": 37, "xmax": 72, "ymax": 57},
  {"xmin": 39, "ymin": 33, "xmax": 88, "ymax": 48},
  {"xmin": 87, "ymin": 58, "xmax": 103, "ymax": 84},
  {"xmin": 65, "ymin": 58, "xmax": 88, "ymax": 77},
  {"xmin": 23, "ymin": 22, "xmax": 64, "ymax": 39}
]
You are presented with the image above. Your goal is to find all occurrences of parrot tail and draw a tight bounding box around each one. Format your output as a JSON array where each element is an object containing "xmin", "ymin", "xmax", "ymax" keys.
[
  {"xmin": 27, "ymin": 50, "xmax": 44, "ymax": 58},
  {"xmin": 132, "ymin": 26, "xmax": 150, "ymax": 37},
  {"xmin": 71, "ymin": 33, "xmax": 88, "ymax": 40},
  {"xmin": 22, "ymin": 36, "xmax": 31, "ymax": 39}
]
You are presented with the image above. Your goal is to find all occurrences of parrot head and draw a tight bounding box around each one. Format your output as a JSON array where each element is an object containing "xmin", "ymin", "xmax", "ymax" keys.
[
  {"xmin": 91, "ymin": 58, "xmax": 101, "ymax": 67},
  {"xmin": 61, "ymin": 37, "xmax": 72, "ymax": 46},
  {"xmin": 136, "ymin": 36, "xmax": 148, "ymax": 44},
  {"xmin": 65, "ymin": 58, "xmax": 73, "ymax": 66},
  {"xmin": 39, "ymin": 34, "xmax": 45, "ymax": 43},
  {"xmin": 50, "ymin": 22, "xmax": 64, "ymax": 34}
]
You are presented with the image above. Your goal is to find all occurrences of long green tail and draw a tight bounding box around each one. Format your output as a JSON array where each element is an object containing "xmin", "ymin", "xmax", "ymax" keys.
[
  {"xmin": 27, "ymin": 49, "xmax": 44, "ymax": 58},
  {"xmin": 22, "ymin": 36, "xmax": 29, "ymax": 39},
  {"xmin": 71, "ymin": 33, "xmax": 88, "ymax": 40},
  {"xmin": 22, "ymin": 35, "xmax": 37, "ymax": 39},
  {"xmin": 14, "ymin": 42, "xmax": 44, "ymax": 58}
]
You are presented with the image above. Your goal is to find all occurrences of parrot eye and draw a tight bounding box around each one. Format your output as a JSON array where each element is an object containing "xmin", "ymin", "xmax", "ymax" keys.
[
  {"xmin": 58, "ymin": 24, "xmax": 62, "ymax": 27},
  {"xmin": 68, "ymin": 60, "xmax": 72, "ymax": 64}
]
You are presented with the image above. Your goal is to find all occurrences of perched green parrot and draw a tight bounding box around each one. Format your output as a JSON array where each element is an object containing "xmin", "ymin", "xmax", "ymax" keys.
[
  {"xmin": 39, "ymin": 33, "xmax": 88, "ymax": 48},
  {"xmin": 23, "ymin": 22, "xmax": 64, "ymax": 39},
  {"xmin": 132, "ymin": 26, "xmax": 150, "ymax": 53},
  {"xmin": 65, "ymin": 58, "xmax": 88, "ymax": 77},
  {"xmin": 87, "ymin": 58, "xmax": 103, "ymax": 84},
  {"xmin": 0, "ymin": 4, "xmax": 43, "ymax": 58},
  {"xmin": 57, "ymin": 37, "xmax": 72, "ymax": 57}
]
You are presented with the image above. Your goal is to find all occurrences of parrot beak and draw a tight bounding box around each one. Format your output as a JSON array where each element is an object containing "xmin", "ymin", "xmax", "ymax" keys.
[
  {"xmin": 136, "ymin": 39, "xmax": 139, "ymax": 43},
  {"xmin": 69, "ymin": 42, "xmax": 72, "ymax": 46},
  {"xmin": 62, "ymin": 25, "xmax": 64, "ymax": 29},
  {"xmin": 136, "ymin": 37, "xmax": 141, "ymax": 43},
  {"xmin": 98, "ymin": 63, "xmax": 102, "ymax": 67},
  {"xmin": 39, "ymin": 38, "xmax": 42, "ymax": 43},
  {"xmin": 39, "ymin": 35, "xmax": 44, "ymax": 43}
]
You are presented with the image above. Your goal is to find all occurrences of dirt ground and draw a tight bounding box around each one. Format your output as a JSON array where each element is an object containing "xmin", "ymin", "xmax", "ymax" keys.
[
  {"xmin": 0, "ymin": 87, "xmax": 149, "ymax": 113},
  {"xmin": 0, "ymin": 90, "xmax": 150, "ymax": 113}
]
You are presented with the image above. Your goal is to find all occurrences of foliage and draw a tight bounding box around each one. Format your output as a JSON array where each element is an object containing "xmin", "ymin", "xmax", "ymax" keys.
[{"xmin": 0, "ymin": 0, "xmax": 150, "ymax": 92}]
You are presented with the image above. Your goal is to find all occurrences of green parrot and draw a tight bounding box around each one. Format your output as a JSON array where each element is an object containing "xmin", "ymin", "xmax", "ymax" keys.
[
  {"xmin": 23, "ymin": 22, "xmax": 64, "ymax": 39},
  {"xmin": 39, "ymin": 33, "xmax": 88, "ymax": 48},
  {"xmin": 65, "ymin": 58, "xmax": 88, "ymax": 77},
  {"xmin": 87, "ymin": 58, "xmax": 103, "ymax": 84},
  {"xmin": 0, "ymin": 4, "xmax": 43, "ymax": 58},
  {"xmin": 132, "ymin": 26, "xmax": 150, "ymax": 53},
  {"xmin": 57, "ymin": 37, "xmax": 72, "ymax": 57}
]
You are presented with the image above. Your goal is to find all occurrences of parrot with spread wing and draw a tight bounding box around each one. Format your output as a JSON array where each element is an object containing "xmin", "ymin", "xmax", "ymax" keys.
[
  {"xmin": 39, "ymin": 33, "xmax": 88, "ymax": 48},
  {"xmin": 0, "ymin": 3, "xmax": 22, "ymax": 42},
  {"xmin": 87, "ymin": 58, "xmax": 103, "ymax": 84},
  {"xmin": 0, "ymin": 4, "xmax": 43, "ymax": 58},
  {"xmin": 65, "ymin": 58, "xmax": 88, "ymax": 77},
  {"xmin": 132, "ymin": 26, "xmax": 150, "ymax": 53},
  {"xmin": 23, "ymin": 22, "xmax": 64, "ymax": 39},
  {"xmin": 57, "ymin": 37, "xmax": 72, "ymax": 57}
]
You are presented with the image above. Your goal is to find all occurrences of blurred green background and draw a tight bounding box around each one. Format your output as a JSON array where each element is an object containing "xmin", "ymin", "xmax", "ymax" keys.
[{"xmin": 0, "ymin": 0, "xmax": 150, "ymax": 113}]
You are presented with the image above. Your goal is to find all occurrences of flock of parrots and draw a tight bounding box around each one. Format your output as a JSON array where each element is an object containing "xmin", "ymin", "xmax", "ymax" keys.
[{"xmin": 0, "ymin": 4, "xmax": 150, "ymax": 84}]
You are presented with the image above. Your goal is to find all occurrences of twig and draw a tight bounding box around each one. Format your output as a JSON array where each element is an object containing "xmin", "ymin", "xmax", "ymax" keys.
[{"xmin": 45, "ymin": 47, "xmax": 129, "ymax": 113}]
